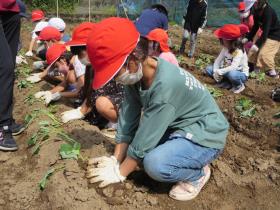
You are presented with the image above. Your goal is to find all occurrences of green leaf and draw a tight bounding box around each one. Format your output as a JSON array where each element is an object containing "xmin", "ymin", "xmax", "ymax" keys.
[
  {"xmin": 32, "ymin": 144, "xmax": 40, "ymax": 155},
  {"xmin": 274, "ymin": 122, "xmax": 280, "ymax": 127},
  {"xmin": 240, "ymin": 107, "xmax": 256, "ymax": 118},
  {"xmin": 249, "ymin": 72, "xmax": 257, "ymax": 79},
  {"xmin": 207, "ymin": 86, "xmax": 223, "ymax": 98},
  {"xmin": 39, "ymin": 121, "xmax": 50, "ymax": 126},
  {"xmin": 273, "ymin": 112, "xmax": 280, "ymax": 119},
  {"xmin": 38, "ymin": 168, "xmax": 55, "ymax": 190},
  {"xmin": 59, "ymin": 142, "xmax": 81, "ymax": 160},
  {"xmin": 27, "ymin": 134, "xmax": 38, "ymax": 146}
]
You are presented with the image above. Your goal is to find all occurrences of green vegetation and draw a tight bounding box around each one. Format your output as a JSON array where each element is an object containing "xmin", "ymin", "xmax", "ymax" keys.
[
  {"xmin": 235, "ymin": 98, "xmax": 256, "ymax": 118},
  {"xmin": 195, "ymin": 53, "xmax": 214, "ymax": 70}
]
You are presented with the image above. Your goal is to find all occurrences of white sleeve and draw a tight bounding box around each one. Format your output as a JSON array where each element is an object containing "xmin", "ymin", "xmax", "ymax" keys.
[
  {"xmin": 32, "ymin": 32, "xmax": 37, "ymax": 39},
  {"xmin": 217, "ymin": 50, "xmax": 243, "ymax": 75},
  {"xmin": 213, "ymin": 48, "xmax": 226, "ymax": 72},
  {"xmin": 73, "ymin": 56, "xmax": 86, "ymax": 78}
]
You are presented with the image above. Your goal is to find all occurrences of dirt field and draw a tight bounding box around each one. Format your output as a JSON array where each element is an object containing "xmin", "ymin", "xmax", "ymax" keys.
[{"xmin": 0, "ymin": 20, "xmax": 280, "ymax": 210}]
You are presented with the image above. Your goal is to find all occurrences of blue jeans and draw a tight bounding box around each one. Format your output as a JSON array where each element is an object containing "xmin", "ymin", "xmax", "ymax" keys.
[
  {"xmin": 143, "ymin": 134, "xmax": 221, "ymax": 183},
  {"xmin": 206, "ymin": 65, "xmax": 247, "ymax": 87}
]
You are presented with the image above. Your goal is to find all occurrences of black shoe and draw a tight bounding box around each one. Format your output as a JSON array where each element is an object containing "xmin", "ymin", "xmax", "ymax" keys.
[
  {"xmin": 10, "ymin": 121, "xmax": 25, "ymax": 136},
  {"xmin": 0, "ymin": 126, "xmax": 18, "ymax": 151}
]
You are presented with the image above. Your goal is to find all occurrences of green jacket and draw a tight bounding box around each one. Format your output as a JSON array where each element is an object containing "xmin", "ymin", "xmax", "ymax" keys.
[{"xmin": 116, "ymin": 58, "xmax": 229, "ymax": 160}]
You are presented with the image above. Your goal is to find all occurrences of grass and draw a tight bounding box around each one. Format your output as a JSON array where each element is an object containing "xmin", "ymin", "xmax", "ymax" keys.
[{"xmin": 235, "ymin": 97, "xmax": 256, "ymax": 118}]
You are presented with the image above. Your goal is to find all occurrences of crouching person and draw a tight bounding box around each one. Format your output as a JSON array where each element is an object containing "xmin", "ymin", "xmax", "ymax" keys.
[
  {"xmin": 86, "ymin": 18, "xmax": 229, "ymax": 201},
  {"xmin": 206, "ymin": 24, "xmax": 249, "ymax": 94}
]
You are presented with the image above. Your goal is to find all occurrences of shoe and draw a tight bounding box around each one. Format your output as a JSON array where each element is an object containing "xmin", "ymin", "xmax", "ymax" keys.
[
  {"xmin": 216, "ymin": 81, "xmax": 232, "ymax": 89},
  {"xmin": 101, "ymin": 128, "xmax": 116, "ymax": 139},
  {"xmin": 169, "ymin": 165, "xmax": 211, "ymax": 201},
  {"xmin": 231, "ymin": 84, "xmax": 245, "ymax": 94},
  {"xmin": 0, "ymin": 126, "xmax": 18, "ymax": 151},
  {"xmin": 188, "ymin": 52, "xmax": 194, "ymax": 58},
  {"xmin": 266, "ymin": 70, "xmax": 279, "ymax": 79},
  {"xmin": 10, "ymin": 120, "xmax": 25, "ymax": 136}
]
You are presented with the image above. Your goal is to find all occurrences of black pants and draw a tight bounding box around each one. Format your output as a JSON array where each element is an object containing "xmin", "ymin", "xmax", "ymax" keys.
[{"xmin": 0, "ymin": 13, "xmax": 20, "ymax": 127}]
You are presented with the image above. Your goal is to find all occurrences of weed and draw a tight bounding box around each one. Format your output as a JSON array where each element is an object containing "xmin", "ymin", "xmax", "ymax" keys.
[
  {"xmin": 235, "ymin": 98, "xmax": 256, "ymax": 118},
  {"xmin": 17, "ymin": 79, "xmax": 33, "ymax": 90},
  {"xmin": 59, "ymin": 142, "xmax": 81, "ymax": 160},
  {"xmin": 195, "ymin": 53, "xmax": 214, "ymax": 70},
  {"xmin": 207, "ymin": 86, "xmax": 224, "ymax": 98},
  {"xmin": 39, "ymin": 165, "xmax": 65, "ymax": 190}
]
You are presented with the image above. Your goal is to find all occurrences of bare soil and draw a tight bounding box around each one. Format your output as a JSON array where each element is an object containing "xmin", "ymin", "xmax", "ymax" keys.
[{"xmin": 0, "ymin": 21, "xmax": 280, "ymax": 210}]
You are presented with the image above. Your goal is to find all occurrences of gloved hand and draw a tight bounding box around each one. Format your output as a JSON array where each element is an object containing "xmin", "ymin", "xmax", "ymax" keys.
[
  {"xmin": 16, "ymin": 55, "xmax": 28, "ymax": 65},
  {"xmin": 197, "ymin": 28, "xmax": 203, "ymax": 35},
  {"xmin": 25, "ymin": 51, "xmax": 33, "ymax": 57},
  {"xmin": 88, "ymin": 156, "xmax": 118, "ymax": 168},
  {"xmin": 42, "ymin": 92, "xmax": 61, "ymax": 105},
  {"xmin": 250, "ymin": 44, "xmax": 259, "ymax": 53},
  {"xmin": 27, "ymin": 73, "xmax": 42, "ymax": 83},
  {"xmin": 61, "ymin": 107, "xmax": 85, "ymax": 123},
  {"xmin": 86, "ymin": 157, "xmax": 126, "ymax": 188},
  {"xmin": 242, "ymin": 38, "xmax": 249, "ymax": 44},
  {"xmin": 34, "ymin": 91, "xmax": 48, "ymax": 99},
  {"xmin": 213, "ymin": 71, "xmax": 223, "ymax": 83}
]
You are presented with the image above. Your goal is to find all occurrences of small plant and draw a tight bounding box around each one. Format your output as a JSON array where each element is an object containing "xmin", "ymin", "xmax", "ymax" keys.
[
  {"xmin": 176, "ymin": 55, "xmax": 185, "ymax": 64},
  {"xmin": 207, "ymin": 86, "xmax": 224, "ymax": 98},
  {"xmin": 16, "ymin": 64, "xmax": 32, "ymax": 78},
  {"xmin": 249, "ymin": 72, "xmax": 257, "ymax": 79},
  {"xmin": 273, "ymin": 112, "xmax": 280, "ymax": 127},
  {"xmin": 195, "ymin": 53, "xmax": 214, "ymax": 70},
  {"xmin": 39, "ymin": 165, "xmax": 65, "ymax": 190},
  {"xmin": 17, "ymin": 79, "xmax": 33, "ymax": 90},
  {"xmin": 257, "ymin": 72, "xmax": 266, "ymax": 82},
  {"xmin": 235, "ymin": 97, "xmax": 256, "ymax": 118},
  {"xmin": 59, "ymin": 142, "xmax": 81, "ymax": 160}
]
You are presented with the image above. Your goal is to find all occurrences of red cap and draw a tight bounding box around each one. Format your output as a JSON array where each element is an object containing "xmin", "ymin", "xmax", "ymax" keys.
[
  {"xmin": 238, "ymin": 24, "xmax": 249, "ymax": 35},
  {"xmin": 87, "ymin": 17, "xmax": 140, "ymax": 89},
  {"xmin": 214, "ymin": 24, "xmax": 241, "ymax": 40},
  {"xmin": 238, "ymin": 2, "xmax": 246, "ymax": 12},
  {"xmin": 46, "ymin": 44, "xmax": 66, "ymax": 67},
  {"xmin": 65, "ymin": 22, "xmax": 96, "ymax": 46},
  {"xmin": 38, "ymin": 26, "xmax": 61, "ymax": 41},
  {"xmin": 146, "ymin": 28, "xmax": 170, "ymax": 52},
  {"xmin": 31, "ymin": 10, "xmax": 45, "ymax": 22}
]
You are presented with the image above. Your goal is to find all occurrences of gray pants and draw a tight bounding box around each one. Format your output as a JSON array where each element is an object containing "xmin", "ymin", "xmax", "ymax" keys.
[{"xmin": 180, "ymin": 30, "xmax": 197, "ymax": 57}]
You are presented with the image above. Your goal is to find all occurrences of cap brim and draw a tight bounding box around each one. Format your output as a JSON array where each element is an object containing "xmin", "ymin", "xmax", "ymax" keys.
[
  {"xmin": 65, "ymin": 40, "xmax": 87, "ymax": 47},
  {"xmin": 214, "ymin": 29, "xmax": 222, "ymax": 39},
  {"xmin": 92, "ymin": 54, "xmax": 128, "ymax": 90}
]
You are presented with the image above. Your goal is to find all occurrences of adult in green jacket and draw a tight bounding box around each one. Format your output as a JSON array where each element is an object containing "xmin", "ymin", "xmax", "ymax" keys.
[{"xmin": 86, "ymin": 17, "xmax": 229, "ymax": 201}]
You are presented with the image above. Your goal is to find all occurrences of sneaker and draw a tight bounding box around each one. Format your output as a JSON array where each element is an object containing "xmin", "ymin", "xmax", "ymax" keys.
[
  {"xmin": 169, "ymin": 165, "xmax": 211, "ymax": 201},
  {"xmin": 10, "ymin": 120, "xmax": 25, "ymax": 136},
  {"xmin": 266, "ymin": 70, "xmax": 279, "ymax": 79},
  {"xmin": 101, "ymin": 128, "xmax": 116, "ymax": 139},
  {"xmin": 0, "ymin": 126, "xmax": 18, "ymax": 151},
  {"xmin": 216, "ymin": 81, "xmax": 232, "ymax": 89},
  {"xmin": 231, "ymin": 84, "xmax": 245, "ymax": 94}
]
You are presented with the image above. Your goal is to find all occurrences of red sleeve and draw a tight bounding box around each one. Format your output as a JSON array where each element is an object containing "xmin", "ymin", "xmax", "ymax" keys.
[{"xmin": 0, "ymin": 0, "xmax": 19, "ymax": 13}]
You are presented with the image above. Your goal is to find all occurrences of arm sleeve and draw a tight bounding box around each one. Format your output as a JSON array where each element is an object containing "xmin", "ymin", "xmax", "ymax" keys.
[
  {"xmin": 199, "ymin": 3, "xmax": 208, "ymax": 28},
  {"xmin": 115, "ymin": 86, "xmax": 142, "ymax": 144},
  {"xmin": 247, "ymin": 14, "xmax": 260, "ymax": 41},
  {"xmin": 213, "ymin": 48, "xmax": 226, "ymax": 71},
  {"xmin": 127, "ymin": 103, "xmax": 176, "ymax": 160},
  {"xmin": 217, "ymin": 51, "xmax": 243, "ymax": 75},
  {"xmin": 255, "ymin": 8, "xmax": 272, "ymax": 48}
]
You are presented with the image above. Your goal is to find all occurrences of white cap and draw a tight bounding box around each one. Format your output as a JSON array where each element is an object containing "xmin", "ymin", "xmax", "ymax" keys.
[
  {"xmin": 48, "ymin": 17, "xmax": 66, "ymax": 32},
  {"xmin": 32, "ymin": 21, "xmax": 48, "ymax": 33},
  {"xmin": 244, "ymin": 0, "xmax": 257, "ymax": 12}
]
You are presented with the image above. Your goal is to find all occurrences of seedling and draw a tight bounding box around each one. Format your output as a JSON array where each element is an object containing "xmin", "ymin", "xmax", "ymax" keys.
[
  {"xmin": 207, "ymin": 86, "xmax": 224, "ymax": 98},
  {"xmin": 257, "ymin": 72, "xmax": 266, "ymax": 83},
  {"xmin": 59, "ymin": 142, "xmax": 81, "ymax": 160},
  {"xmin": 273, "ymin": 112, "xmax": 280, "ymax": 119},
  {"xmin": 235, "ymin": 98, "xmax": 256, "ymax": 118},
  {"xmin": 195, "ymin": 53, "xmax": 214, "ymax": 70},
  {"xmin": 16, "ymin": 64, "xmax": 31, "ymax": 78},
  {"xmin": 176, "ymin": 55, "xmax": 185, "ymax": 64},
  {"xmin": 17, "ymin": 79, "xmax": 33, "ymax": 90},
  {"xmin": 249, "ymin": 72, "xmax": 257, "ymax": 79},
  {"xmin": 39, "ymin": 165, "xmax": 65, "ymax": 190}
]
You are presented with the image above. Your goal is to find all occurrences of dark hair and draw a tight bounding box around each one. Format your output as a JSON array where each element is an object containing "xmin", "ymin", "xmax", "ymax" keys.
[
  {"xmin": 132, "ymin": 36, "xmax": 149, "ymax": 62},
  {"xmin": 219, "ymin": 38, "xmax": 244, "ymax": 54},
  {"xmin": 58, "ymin": 51, "xmax": 74, "ymax": 65},
  {"xmin": 151, "ymin": 4, "xmax": 168, "ymax": 17},
  {"xmin": 83, "ymin": 65, "xmax": 94, "ymax": 103},
  {"xmin": 70, "ymin": 45, "xmax": 87, "ymax": 56}
]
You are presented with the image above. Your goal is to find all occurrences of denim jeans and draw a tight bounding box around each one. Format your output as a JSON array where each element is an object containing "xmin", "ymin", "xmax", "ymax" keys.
[
  {"xmin": 143, "ymin": 134, "xmax": 221, "ymax": 183},
  {"xmin": 206, "ymin": 65, "xmax": 247, "ymax": 87}
]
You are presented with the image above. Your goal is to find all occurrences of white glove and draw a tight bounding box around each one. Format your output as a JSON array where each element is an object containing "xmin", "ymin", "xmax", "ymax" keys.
[
  {"xmin": 197, "ymin": 28, "xmax": 203, "ymax": 35},
  {"xmin": 43, "ymin": 92, "xmax": 61, "ymax": 105},
  {"xmin": 16, "ymin": 55, "xmax": 28, "ymax": 65},
  {"xmin": 61, "ymin": 107, "xmax": 85, "ymax": 123},
  {"xmin": 26, "ymin": 73, "xmax": 42, "ymax": 83},
  {"xmin": 25, "ymin": 51, "xmax": 33, "ymax": 57},
  {"xmin": 88, "ymin": 156, "xmax": 118, "ymax": 168},
  {"xmin": 86, "ymin": 157, "xmax": 126, "ymax": 188},
  {"xmin": 250, "ymin": 44, "xmax": 259, "ymax": 53},
  {"xmin": 242, "ymin": 38, "xmax": 249, "ymax": 44},
  {"xmin": 34, "ymin": 91, "xmax": 48, "ymax": 99},
  {"xmin": 213, "ymin": 71, "xmax": 223, "ymax": 83}
]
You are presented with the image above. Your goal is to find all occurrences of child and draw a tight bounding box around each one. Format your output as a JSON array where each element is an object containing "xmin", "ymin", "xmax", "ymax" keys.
[
  {"xmin": 134, "ymin": 3, "xmax": 168, "ymax": 36},
  {"xmin": 205, "ymin": 24, "xmax": 249, "ymax": 94},
  {"xmin": 146, "ymin": 28, "xmax": 179, "ymax": 66},
  {"xmin": 180, "ymin": 0, "xmax": 207, "ymax": 58},
  {"xmin": 245, "ymin": 0, "xmax": 280, "ymax": 78},
  {"xmin": 25, "ymin": 10, "xmax": 46, "ymax": 57},
  {"xmin": 34, "ymin": 44, "xmax": 78, "ymax": 105},
  {"xmin": 48, "ymin": 17, "xmax": 70, "ymax": 42}
]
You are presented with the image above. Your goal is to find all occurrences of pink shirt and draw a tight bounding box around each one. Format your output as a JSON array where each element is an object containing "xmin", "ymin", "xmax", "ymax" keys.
[{"xmin": 159, "ymin": 52, "xmax": 179, "ymax": 67}]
